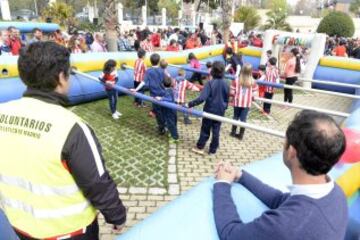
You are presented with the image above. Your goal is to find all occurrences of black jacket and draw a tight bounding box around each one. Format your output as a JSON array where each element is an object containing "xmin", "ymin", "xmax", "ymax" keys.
[{"xmin": 24, "ymin": 89, "xmax": 127, "ymax": 226}]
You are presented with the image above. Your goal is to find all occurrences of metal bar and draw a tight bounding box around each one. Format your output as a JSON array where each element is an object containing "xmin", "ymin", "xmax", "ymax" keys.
[
  {"xmin": 72, "ymin": 69, "xmax": 286, "ymax": 138},
  {"xmin": 254, "ymin": 97, "xmax": 350, "ymax": 118},
  {"xmin": 297, "ymin": 78, "xmax": 360, "ymax": 89},
  {"xmin": 166, "ymin": 63, "xmax": 360, "ymax": 100}
]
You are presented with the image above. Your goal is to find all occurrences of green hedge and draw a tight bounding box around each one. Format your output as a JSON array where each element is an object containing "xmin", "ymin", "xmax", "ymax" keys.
[{"xmin": 317, "ymin": 11, "xmax": 355, "ymax": 37}]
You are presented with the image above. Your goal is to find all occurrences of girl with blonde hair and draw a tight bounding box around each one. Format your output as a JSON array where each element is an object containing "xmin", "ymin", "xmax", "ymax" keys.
[{"xmin": 230, "ymin": 63, "xmax": 258, "ymax": 140}]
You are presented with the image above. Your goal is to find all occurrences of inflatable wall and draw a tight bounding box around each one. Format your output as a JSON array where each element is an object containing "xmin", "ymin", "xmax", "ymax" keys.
[{"xmin": 0, "ymin": 21, "xmax": 59, "ymax": 33}]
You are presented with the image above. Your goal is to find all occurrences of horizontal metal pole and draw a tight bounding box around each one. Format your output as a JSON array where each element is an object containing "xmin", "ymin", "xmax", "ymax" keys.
[
  {"xmin": 297, "ymin": 77, "xmax": 360, "ymax": 89},
  {"xmin": 72, "ymin": 69, "xmax": 285, "ymax": 138},
  {"xmin": 166, "ymin": 63, "xmax": 360, "ymax": 100},
  {"xmin": 254, "ymin": 97, "xmax": 350, "ymax": 118}
]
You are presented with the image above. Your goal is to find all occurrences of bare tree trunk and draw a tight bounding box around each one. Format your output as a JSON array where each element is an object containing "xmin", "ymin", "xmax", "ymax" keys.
[
  {"xmin": 222, "ymin": 0, "xmax": 232, "ymax": 44},
  {"xmin": 104, "ymin": 0, "xmax": 118, "ymax": 52}
]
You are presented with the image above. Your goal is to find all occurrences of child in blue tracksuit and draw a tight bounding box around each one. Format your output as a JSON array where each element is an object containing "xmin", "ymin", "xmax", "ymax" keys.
[
  {"xmin": 133, "ymin": 53, "xmax": 167, "ymax": 134},
  {"xmin": 156, "ymin": 76, "xmax": 179, "ymax": 142},
  {"xmin": 188, "ymin": 61, "xmax": 229, "ymax": 155}
]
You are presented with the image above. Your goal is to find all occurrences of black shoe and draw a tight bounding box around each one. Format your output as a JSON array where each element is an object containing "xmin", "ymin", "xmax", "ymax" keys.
[
  {"xmin": 230, "ymin": 126, "xmax": 237, "ymax": 137},
  {"xmin": 159, "ymin": 128, "xmax": 166, "ymax": 135},
  {"xmin": 236, "ymin": 128, "xmax": 245, "ymax": 140},
  {"xmin": 208, "ymin": 151, "xmax": 216, "ymax": 155}
]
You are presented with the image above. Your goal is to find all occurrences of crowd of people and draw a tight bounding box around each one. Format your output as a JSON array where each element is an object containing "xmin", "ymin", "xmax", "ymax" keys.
[
  {"xmin": 0, "ymin": 25, "xmax": 266, "ymax": 56},
  {"xmin": 325, "ymin": 36, "xmax": 360, "ymax": 59}
]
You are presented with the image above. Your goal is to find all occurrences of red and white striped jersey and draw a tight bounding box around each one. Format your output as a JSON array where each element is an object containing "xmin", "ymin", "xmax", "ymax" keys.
[
  {"xmin": 99, "ymin": 70, "xmax": 118, "ymax": 90},
  {"xmin": 230, "ymin": 77, "xmax": 258, "ymax": 108},
  {"xmin": 134, "ymin": 58, "xmax": 146, "ymax": 83},
  {"xmin": 265, "ymin": 66, "xmax": 279, "ymax": 93},
  {"xmin": 140, "ymin": 41, "xmax": 153, "ymax": 52},
  {"xmin": 174, "ymin": 78, "xmax": 200, "ymax": 104}
]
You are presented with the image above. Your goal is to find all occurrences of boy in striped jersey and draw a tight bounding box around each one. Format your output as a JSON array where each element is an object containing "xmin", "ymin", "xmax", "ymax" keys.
[
  {"xmin": 174, "ymin": 69, "xmax": 200, "ymax": 124},
  {"xmin": 230, "ymin": 63, "xmax": 258, "ymax": 140},
  {"xmin": 134, "ymin": 49, "xmax": 146, "ymax": 107},
  {"xmin": 263, "ymin": 57, "xmax": 280, "ymax": 115}
]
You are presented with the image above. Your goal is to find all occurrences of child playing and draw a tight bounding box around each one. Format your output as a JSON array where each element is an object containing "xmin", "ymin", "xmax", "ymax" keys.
[
  {"xmin": 205, "ymin": 61, "xmax": 212, "ymax": 81},
  {"xmin": 133, "ymin": 53, "xmax": 167, "ymax": 134},
  {"xmin": 230, "ymin": 63, "xmax": 258, "ymax": 140},
  {"xmin": 257, "ymin": 64, "xmax": 266, "ymax": 99},
  {"xmin": 134, "ymin": 49, "xmax": 146, "ymax": 107},
  {"xmin": 188, "ymin": 53, "xmax": 203, "ymax": 85},
  {"xmin": 174, "ymin": 69, "xmax": 200, "ymax": 124},
  {"xmin": 160, "ymin": 59, "xmax": 171, "ymax": 78},
  {"xmin": 263, "ymin": 57, "xmax": 280, "ymax": 115},
  {"xmin": 155, "ymin": 76, "xmax": 179, "ymax": 143},
  {"xmin": 99, "ymin": 59, "xmax": 121, "ymax": 119},
  {"xmin": 188, "ymin": 61, "xmax": 229, "ymax": 155}
]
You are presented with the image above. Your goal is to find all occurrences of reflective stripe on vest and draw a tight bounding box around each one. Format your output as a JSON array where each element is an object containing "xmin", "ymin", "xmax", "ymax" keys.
[
  {"xmin": 0, "ymin": 97, "xmax": 97, "ymax": 238},
  {"xmin": 0, "ymin": 174, "xmax": 79, "ymax": 196},
  {"xmin": 1, "ymin": 193, "xmax": 90, "ymax": 219}
]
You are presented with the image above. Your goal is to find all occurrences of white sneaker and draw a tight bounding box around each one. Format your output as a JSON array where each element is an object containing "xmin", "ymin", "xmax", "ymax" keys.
[
  {"xmin": 112, "ymin": 113, "xmax": 120, "ymax": 119},
  {"xmin": 115, "ymin": 111, "xmax": 122, "ymax": 117}
]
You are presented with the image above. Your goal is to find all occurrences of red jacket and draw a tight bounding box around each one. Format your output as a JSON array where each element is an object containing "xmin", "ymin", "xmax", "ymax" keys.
[
  {"xmin": 151, "ymin": 33, "xmax": 160, "ymax": 47},
  {"xmin": 7, "ymin": 38, "xmax": 22, "ymax": 55}
]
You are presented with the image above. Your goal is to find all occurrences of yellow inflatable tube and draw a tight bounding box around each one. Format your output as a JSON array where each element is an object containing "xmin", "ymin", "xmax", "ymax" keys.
[{"xmin": 319, "ymin": 56, "xmax": 360, "ymax": 71}]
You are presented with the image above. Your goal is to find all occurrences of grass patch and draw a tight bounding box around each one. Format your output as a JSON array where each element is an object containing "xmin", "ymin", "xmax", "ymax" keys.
[{"xmin": 71, "ymin": 96, "xmax": 168, "ymax": 188}]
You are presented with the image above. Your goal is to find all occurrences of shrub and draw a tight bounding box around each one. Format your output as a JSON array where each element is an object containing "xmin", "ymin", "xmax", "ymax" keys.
[{"xmin": 317, "ymin": 11, "xmax": 355, "ymax": 37}]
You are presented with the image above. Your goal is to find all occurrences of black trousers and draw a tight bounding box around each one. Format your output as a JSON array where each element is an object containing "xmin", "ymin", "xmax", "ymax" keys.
[
  {"xmin": 197, "ymin": 118, "xmax": 222, "ymax": 154},
  {"xmin": 189, "ymin": 72, "xmax": 203, "ymax": 85},
  {"xmin": 284, "ymin": 77, "xmax": 297, "ymax": 103},
  {"xmin": 263, "ymin": 92, "xmax": 274, "ymax": 113},
  {"xmin": 16, "ymin": 219, "xmax": 99, "ymax": 240}
]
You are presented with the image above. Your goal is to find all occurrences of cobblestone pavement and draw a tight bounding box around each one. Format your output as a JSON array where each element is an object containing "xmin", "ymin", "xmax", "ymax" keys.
[{"xmin": 95, "ymin": 91, "xmax": 352, "ymax": 239}]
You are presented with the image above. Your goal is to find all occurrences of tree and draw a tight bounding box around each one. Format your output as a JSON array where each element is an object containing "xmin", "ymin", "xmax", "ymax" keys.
[
  {"xmin": 104, "ymin": 0, "xmax": 118, "ymax": 52},
  {"xmin": 262, "ymin": 9, "xmax": 292, "ymax": 32},
  {"xmin": 350, "ymin": 0, "xmax": 360, "ymax": 16},
  {"xmin": 317, "ymin": 11, "xmax": 355, "ymax": 37},
  {"xmin": 157, "ymin": 0, "xmax": 180, "ymax": 24},
  {"xmin": 264, "ymin": 0, "xmax": 287, "ymax": 11},
  {"xmin": 234, "ymin": 6, "xmax": 261, "ymax": 33},
  {"xmin": 183, "ymin": 0, "xmax": 220, "ymax": 11},
  {"xmin": 41, "ymin": 2, "xmax": 75, "ymax": 27},
  {"xmin": 221, "ymin": 0, "xmax": 232, "ymax": 43}
]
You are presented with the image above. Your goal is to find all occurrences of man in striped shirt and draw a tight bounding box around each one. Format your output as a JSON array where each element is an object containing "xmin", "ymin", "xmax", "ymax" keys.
[
  {"xmin": 140, "ymin": 34, "xmax": 154, "ymax": 52},
  {"xmin": 134, "ymin": 49, "xmax": 147, "ymax": 107},
  {"xmin": 263, "ymin": 57, "xmax": 280, "ymax": 115}
]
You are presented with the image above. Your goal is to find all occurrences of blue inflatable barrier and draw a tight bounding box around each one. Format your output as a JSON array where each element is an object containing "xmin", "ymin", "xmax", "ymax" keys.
[
  {"xmin": 0, "ymin": 209, "xmax": 18, "ymax": 240},
  {"xmin": 313, "ymin": 66, "xmax": 360, "ymax": 94},
  {"xmin": 117, "ymin": 154, "xmax": 353, "ymax": 240},
  {"xmin": 243, "ymin": 55, "xmax": 261, "ymax": 70},
  {"xmin": 0, "ymin": 21, "xmax": 60, "ymax": 33}
]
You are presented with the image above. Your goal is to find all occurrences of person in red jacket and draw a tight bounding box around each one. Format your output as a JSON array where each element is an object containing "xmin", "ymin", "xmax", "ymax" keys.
[
  {"xmin": 166, "ymin": 39, "xmax": 180, "ymax": 51},
  {"xmin": 151, "ymin": 31, "xmax": 161, "ymax": 48},
  {"xmin": 6, "ymin": 26, "xmax": 22, "ymax": 56}
]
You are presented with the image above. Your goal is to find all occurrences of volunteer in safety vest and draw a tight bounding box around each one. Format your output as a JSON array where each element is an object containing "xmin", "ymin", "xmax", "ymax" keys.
[{"xmin": 0, "ymin": 42, "xmax": 126, "ymax": 239}]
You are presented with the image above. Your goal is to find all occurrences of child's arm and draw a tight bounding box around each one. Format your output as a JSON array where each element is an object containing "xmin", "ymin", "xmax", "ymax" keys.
[
  {"xmin": 185, "ymin": 81, "xmax": 200, "ymax": 92},
  {"xmin": 188, "ymin": 82, "xmax": 211, "ymax": 108},
  {"xmin": 229, "ymin": 79, "xmax": 236, "ymax": 97},
  {"xmin": 98, "ymin": 73, "xmax": 105, "ymax": 83}
]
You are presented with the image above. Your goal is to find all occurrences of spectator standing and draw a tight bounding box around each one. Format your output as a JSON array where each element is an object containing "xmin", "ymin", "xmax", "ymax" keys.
[
  {"xmin": 140, "ymin": 34, "xmax": 154, "ymax": 52},
  {"xmin": 332, "ymin": 40, "xmax": 348, "ymax": 57},
  {"xmin": 28, "ymin": 28, "xmax": 43, "ymax": 44},
  {"xmin": 0, "ymin": 30, "xmax": 11, "ymax": 55},
  {"xmin": 6, "ymin": 26, "xmax": 22, "ymax": 55},
  {"xmin": 166, "ymin": 39, "xmax": 180, "ymax": 51},
  {"xmin": 91, "ymin": 33, "xmax": 107, "ymax": 53}
]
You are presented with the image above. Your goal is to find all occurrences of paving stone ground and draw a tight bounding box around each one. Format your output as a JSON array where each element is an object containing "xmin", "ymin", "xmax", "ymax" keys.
[{"xmin": 76, "ymin": 90, "xmax": 352, "ymax": 239}]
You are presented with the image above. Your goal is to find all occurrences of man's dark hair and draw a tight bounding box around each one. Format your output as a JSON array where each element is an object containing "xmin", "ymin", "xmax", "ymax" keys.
[
  {"xmin": 163, "ymin": 76, "xmax": 172, "ymax": 88},
  {"xmin": 268, "ymin": 57, "xmax": 277, "ymax": 66},
  {"xmin": 32, "ymin": 28, "xmax": 42, "ymax": 34},
  {"xmin": 286, "ymin": 110, "xmax": 346, "ymax": 176},
  {"xmin": 150, "ymin": 53, "xmax": 160, "ymax": 66},
  {"xmin": 137, "ymin": 49, "xmax": 146, "ymax": 58},
  {"xmin": 211, "ymin": 61, "xmax": 225, "ymax": 79},
  {"xmin": 18, "ymin": 42, "xmax": 70, "ymax": 91}
]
